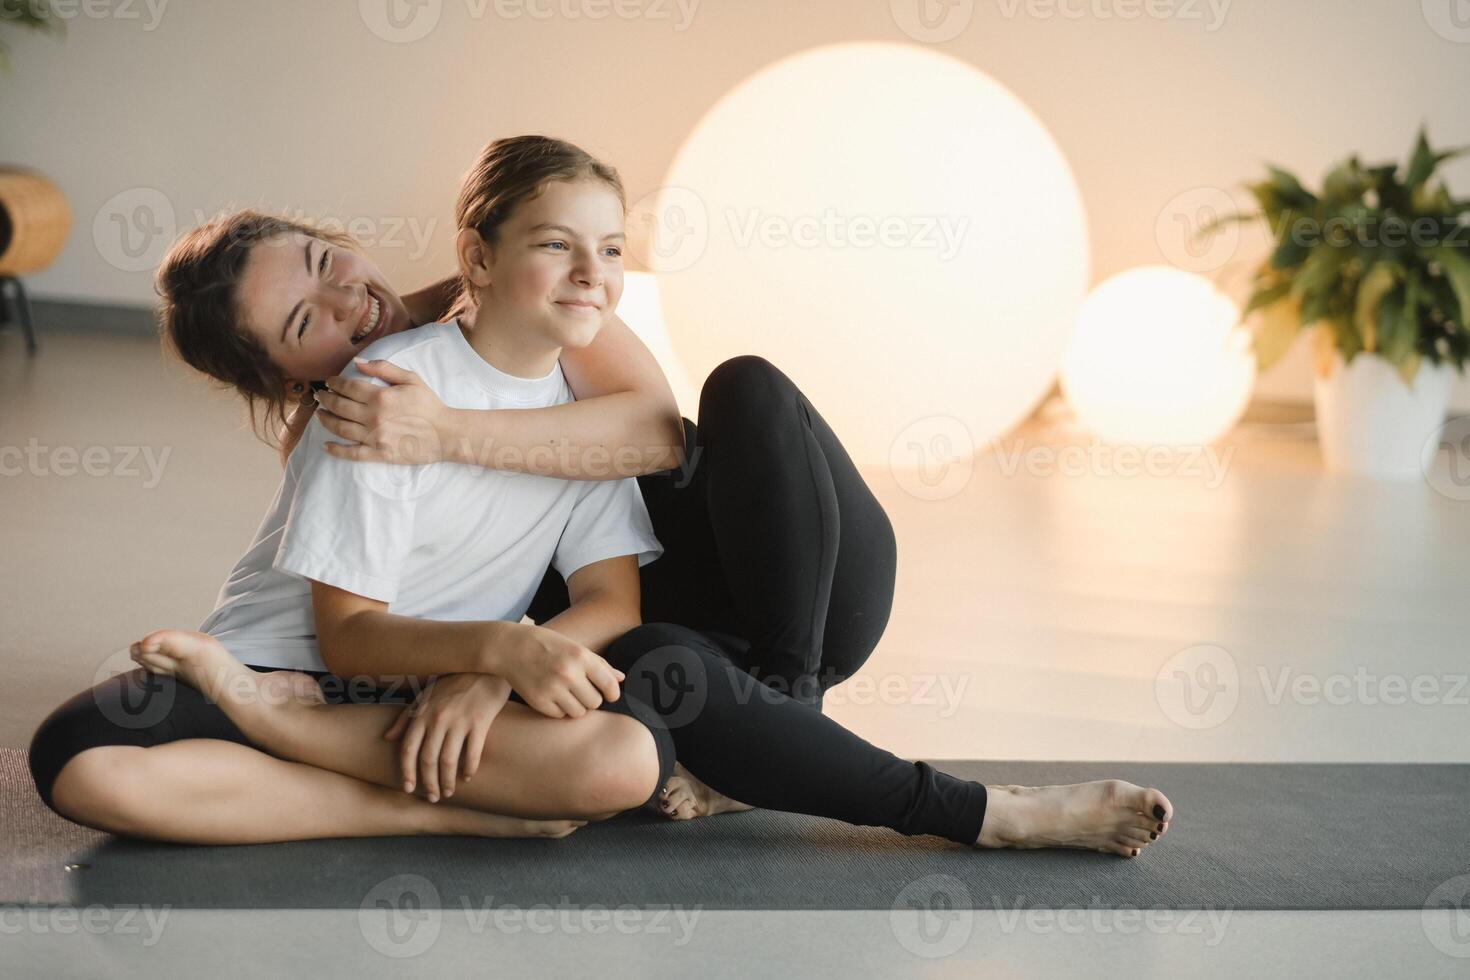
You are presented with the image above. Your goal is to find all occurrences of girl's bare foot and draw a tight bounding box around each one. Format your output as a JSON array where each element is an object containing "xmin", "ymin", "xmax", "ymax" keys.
[
  {"xmin": 975, "ymin": 779, "xmax": 1174, "ymax": 858},
  {"xmin": 129, "ymin": 628, "xmax": 587, "ymax": 841},
  {"xmin": 656, "ymin": 761, "xmax": 754, "ymax": 820}
]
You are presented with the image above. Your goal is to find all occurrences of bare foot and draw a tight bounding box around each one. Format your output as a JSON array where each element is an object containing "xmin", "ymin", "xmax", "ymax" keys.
[
  {"xmin": 656, "ymin": 761, "xmax": 754, "ymax": 820},
  {"xmin": 975, "ymin": 779, "xmax": 1174, "ymax": 858},
  {"xmin": 129, "ymin": 629, "xmax": 587, "ymax": 841}
]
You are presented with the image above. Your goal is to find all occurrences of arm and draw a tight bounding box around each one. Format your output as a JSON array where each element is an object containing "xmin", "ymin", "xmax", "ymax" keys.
[
  {"xmin": 400, "ymin": 273, "xmax": 461, "ymax": 327},
  {"xmin": 309, "ymin": 579, "xmax": 509, "ymax": 689},
  {"xmin": 318, "ymin": 313, "xmax": 688, "ymax": 479},
  {"xmin": 535, "ymin": 554, "xmax": 643, "ymax": 657},
  {"xmin": 443, "ymin": 313, "xmax": 685, "ymax": 476}
]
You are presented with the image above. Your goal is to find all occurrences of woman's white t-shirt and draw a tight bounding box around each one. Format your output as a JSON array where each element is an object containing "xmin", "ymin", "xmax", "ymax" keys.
[{"xmin": 198, "ymin": 320, "xmax": 664, "ymax": 672}]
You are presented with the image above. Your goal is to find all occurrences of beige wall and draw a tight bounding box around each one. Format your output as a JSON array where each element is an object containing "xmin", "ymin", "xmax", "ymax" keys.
[{"xmin": 3, "ymin": 0, "xmax": 1468, "ymax": 407}]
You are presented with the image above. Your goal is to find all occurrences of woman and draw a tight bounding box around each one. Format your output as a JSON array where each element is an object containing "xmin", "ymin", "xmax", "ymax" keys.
[{"xmin": 29, "ymin": 135, "xmax": 1173, "ymax": 854}]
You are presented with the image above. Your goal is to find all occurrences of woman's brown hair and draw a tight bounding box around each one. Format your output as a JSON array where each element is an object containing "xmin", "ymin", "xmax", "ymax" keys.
[
  {"xmin": 449, "ymin": 134, "xmax": 626, "ymax": 320},
  {"xmin": 155, "ymin": 210, "xmax": 354, "ymax": 449}
]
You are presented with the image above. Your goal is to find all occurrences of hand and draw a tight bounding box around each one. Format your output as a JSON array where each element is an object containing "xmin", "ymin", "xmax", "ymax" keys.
[
  {"xmin": 492, "ymin": 623, "xmax": 626, "ymax": 720},
  {"xmin": 383, "ymin": 672, "xmax": 511, "ymax": 802},
  {"xmin": 316, "ymin": 359, "xmax": 448, "ymax": 464}
]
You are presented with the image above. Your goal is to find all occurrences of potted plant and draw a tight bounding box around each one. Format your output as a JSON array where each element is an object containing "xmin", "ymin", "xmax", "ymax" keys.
[
  {"xmin": 1210, "ymin": 129, "xmax": 1469, "ymax": 479},
  {"xmin": 0, "ymin": 0, "xmax": 68, "ymax": 355}
]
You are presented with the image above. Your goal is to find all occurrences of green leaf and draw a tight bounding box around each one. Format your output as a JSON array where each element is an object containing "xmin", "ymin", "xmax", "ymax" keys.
[
  {"xmin": 1267, "ymin": 164, "xmax": 1315, "ymax": 207},
  {"xmin": 1269, "ymin": 234, "xmax": 1311, "ymax": 270},
  {"xmin": 1425, "ymin": 245, "xmax": 1470, "ymax": 328},
  {"xmin": 1323, "ymin": 157, "xmax": 1368, "ymax": 205},
  {"xmin": 1378, "ymin": 288, "xmax": 1417, "ymax": 366},
  {"xmin": 1290, "ymin": 244, "xmax": 1350, "ymax": 302},
  {"xmin": 1243, "ymin": 280, "xmax": 1292, "ymax": 317},
  {"xmin": 1406, "ymin": 127, "xmax": 1470, "ymax": 193},
  {"xmin": 1354, "ymin": 261, "xmax": 1403, "ymax": 352}
]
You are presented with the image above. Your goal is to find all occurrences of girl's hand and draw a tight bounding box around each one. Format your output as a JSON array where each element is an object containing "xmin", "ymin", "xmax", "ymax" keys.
[
  {"xmin": 494, "ymin": 624, "xmax": 625, "ymax": 720},
  {"xmin": 316, "ymin": 359, "xmax": 449, "ymax": 464},
  {"xmin": 384, "ymin": 672, "xmax": 512, "ymax": 802}
]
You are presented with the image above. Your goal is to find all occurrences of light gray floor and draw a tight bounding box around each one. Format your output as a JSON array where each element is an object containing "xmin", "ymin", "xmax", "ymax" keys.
[{"xmin": 3, "ymin": 325, "xmax": 1467, "ymax": 975}]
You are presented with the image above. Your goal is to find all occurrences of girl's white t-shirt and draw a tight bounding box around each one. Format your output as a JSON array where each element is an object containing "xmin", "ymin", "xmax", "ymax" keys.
[{"xmin": 198, "ymin": 320, "xmax": 664, "ymax": 672}]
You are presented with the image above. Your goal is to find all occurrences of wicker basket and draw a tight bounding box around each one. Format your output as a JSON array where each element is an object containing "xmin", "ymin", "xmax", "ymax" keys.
[{"xmin": 0, "ymin": 167, "xmax": 71, "ymax": 277}]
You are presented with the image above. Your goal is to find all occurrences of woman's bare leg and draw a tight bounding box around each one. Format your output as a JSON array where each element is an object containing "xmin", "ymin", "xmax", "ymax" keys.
[{"xmin": 132, "ymin": 629, "xmax": 663, "ymax": 822}]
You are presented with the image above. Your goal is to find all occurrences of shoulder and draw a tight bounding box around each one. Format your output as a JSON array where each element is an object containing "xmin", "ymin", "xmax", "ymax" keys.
[{"xmin": 354, "ymin": 321, "xmax": 452, "ymax": 370}]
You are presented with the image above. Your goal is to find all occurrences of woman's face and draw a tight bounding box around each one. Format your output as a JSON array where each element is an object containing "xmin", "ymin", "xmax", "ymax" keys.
[{"xmin": 236, "ymin": 232, "xmax": 415, "ymax": 385}]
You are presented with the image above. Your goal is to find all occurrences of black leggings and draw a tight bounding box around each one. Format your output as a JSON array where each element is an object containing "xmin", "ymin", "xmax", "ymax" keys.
[
  {"xmin": 529, "ymin": 355, "xmax": 899, "ymax": 710},
  {"xmin": 30, "ymin": 356, "xmax": 987, "ymax": 842}
]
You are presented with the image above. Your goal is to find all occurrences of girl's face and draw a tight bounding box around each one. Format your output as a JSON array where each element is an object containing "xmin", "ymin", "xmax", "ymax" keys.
[
  {"xmin": 467, "ymin": 178, "xmax": 625, "ymax": 350},
  {"xmin": 236, "ymin": 233, "xmax": 415, "ymax": 385}
]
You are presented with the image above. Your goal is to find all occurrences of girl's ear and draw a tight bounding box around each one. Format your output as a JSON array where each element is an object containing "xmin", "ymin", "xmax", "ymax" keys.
[{"xmin": 454, "ymin": 227, "xmax": 494, "ymax": 289}]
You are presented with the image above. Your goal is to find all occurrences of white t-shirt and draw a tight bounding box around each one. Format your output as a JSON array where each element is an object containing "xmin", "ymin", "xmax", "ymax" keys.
[{"xmin": 198, "ymin": 320, "xmax": 664, "ymax": 672}]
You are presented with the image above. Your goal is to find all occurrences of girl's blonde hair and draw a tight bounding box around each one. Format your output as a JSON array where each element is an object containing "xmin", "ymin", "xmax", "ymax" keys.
[{"xmin": 450, "ymin": 135, "xmax": 626, "ymax": 320}]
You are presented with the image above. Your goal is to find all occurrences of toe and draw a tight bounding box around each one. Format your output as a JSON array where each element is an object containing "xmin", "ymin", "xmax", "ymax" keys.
[
  {"xmin": 1104, "ymin": 841, "xmax": 1136, "ymax": 858},
  {"xmin": 1141, "ymin": 788, "xmax": 1173, "ymax": 823},
  {"xmin": 1119, "ymin": 828, "xmax": 1153, "ymax": 848}
]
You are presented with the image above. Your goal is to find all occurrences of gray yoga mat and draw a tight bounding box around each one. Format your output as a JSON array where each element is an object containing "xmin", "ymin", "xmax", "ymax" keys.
[{"xmin": 4, "ymin": 750, "xmax": 1466, "ymax": 911}]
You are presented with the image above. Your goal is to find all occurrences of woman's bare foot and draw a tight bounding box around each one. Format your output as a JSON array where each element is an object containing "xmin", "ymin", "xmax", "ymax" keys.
[
  {"xmin": 656, "ymin": 761, "xmax": 754, "ymax": 820},
  {"xmin": 975, "ymin": 779, "xmax": 1174, "ymax": 858},
  {"xmin": 129, "ymin": 629, "xmax": 587, "ymax": 841}
]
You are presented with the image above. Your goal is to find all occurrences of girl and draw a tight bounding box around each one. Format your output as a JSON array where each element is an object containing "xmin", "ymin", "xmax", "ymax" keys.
[{"xmin": 29, "ymin": 136, "xmax": 1172, "ymax": 855}]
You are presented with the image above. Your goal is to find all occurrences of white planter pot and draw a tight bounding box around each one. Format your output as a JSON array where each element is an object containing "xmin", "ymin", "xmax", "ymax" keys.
[{"xmin": 1312, "ymin": 351, "xmax": 1456, "ymax": 480}]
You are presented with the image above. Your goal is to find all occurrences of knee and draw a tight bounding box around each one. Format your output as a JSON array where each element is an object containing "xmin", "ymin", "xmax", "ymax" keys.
[
  {"xmin": 47, "ymin": 746, "xmax": 152, "ymax": 835},
  {"xmin": 575, "ymin": 716, "xmax": 663, "ymax": 818},
  {"xmin": 699, "ymin": 356, "xmax": 790, "ymax": 423}
]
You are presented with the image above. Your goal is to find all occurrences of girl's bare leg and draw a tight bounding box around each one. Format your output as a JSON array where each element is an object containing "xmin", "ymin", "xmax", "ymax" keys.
[
  {"xmin": 131, "ymin": 629, "xmax": 663, "ymax": 822},
  {"xmin": 51, "ymin": 740, "xmax": 585, "ymax": 846}
]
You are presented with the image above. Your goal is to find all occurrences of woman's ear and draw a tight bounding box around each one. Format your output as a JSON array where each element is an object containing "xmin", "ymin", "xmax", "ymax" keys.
[
  {"xmin": 454, "ymin": 227, "xmax": 494, "ymax": 290},
  {"xmin": 283, "ymin": 378, "xmax": 310, "ymax": 403}
]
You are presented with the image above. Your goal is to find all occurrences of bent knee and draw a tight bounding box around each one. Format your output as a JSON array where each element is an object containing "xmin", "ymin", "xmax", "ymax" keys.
[
  {"xmin": 48, "ymin": 746, "xmax": 152, "ymax": 833},
  {"xmin": 579, "ymin": 715, "xmax": 662, "ymax": 815}
]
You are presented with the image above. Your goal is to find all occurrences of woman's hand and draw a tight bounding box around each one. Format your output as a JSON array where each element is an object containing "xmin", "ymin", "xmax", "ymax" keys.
[
  {"xmin": 383, "ymin": 672, "xmax": 512, "ymax": 802},
  {"xmin": 493, "ymin": 624, "xmax": 626, "ymax": 720},
  {"xmin": 316, "ymin": 359, "xmax": 449, "ymax": 464}
]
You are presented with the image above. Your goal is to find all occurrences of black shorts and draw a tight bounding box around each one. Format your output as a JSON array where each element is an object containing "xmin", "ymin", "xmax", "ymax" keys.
[{"xmin": 28, "ymin": 664, "xmax": 675, "ymax": 817}]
